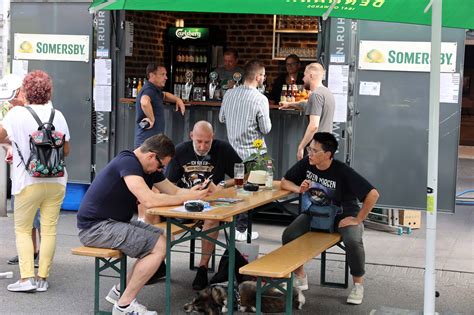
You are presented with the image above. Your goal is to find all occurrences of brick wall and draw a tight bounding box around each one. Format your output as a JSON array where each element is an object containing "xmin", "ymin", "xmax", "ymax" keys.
[{"xmin": 125, "ymin": 12, "xmax": 318, "ymax": 92}]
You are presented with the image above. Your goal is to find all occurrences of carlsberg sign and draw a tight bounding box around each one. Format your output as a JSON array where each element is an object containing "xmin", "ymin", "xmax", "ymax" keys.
[
  {"xmin": 359, "ymin": 41, "xmax": 457, "ymax": 73},
  {"xmin": 14, "ymin": 33, "xmax": 89, "ymax": 62}
]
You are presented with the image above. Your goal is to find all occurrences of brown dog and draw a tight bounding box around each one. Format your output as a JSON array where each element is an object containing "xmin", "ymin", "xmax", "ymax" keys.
[{"xmin": 183, "ymin": 281, "xmax": 305, "ymax": 314}]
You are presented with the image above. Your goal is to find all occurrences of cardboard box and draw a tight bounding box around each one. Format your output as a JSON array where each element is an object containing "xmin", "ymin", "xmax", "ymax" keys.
[{"xmin": 398, "ymin": 210, "xmax": 422, "ymax": 229}]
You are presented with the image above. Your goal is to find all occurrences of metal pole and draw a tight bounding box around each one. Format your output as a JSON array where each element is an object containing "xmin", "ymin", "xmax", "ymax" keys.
[
  {"xmin": 0, "ymin": 149, "xmax": 7, "ymax": 217},
  {"xmin": 424, "ymin": 0, "xmax": 441, "ymax": 313}
]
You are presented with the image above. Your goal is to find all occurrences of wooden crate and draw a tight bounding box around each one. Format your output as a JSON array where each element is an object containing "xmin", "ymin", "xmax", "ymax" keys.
[{"xmin": 398, "ymin": 210, "xmax": 422, "ymax": 229}]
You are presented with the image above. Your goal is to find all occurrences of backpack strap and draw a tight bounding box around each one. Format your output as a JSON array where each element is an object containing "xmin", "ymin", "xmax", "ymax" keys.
[
  {"xmin": 13, "ymin": 141, "xmax": 27, "ymax": 168},
  {"xmin": 24, "ymin": 106, "xmax": 55, "ymax": 130}
]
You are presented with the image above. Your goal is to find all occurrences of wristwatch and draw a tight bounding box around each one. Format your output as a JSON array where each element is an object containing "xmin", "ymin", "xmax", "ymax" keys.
[{"xmin": 218, "ymin": 181, "xmax": 226, "ymax": 188}]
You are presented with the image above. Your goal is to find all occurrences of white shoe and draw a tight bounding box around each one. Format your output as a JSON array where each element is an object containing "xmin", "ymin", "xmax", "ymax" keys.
[
  {"xmin": 7, "ymin": 278, "xmax": 37, "ymax": 292},
  {"xmin": 293, "ymin": 274, "xmax": 309, "ymax": 291},
  {"xmin": 106, "ymin": 284, "xmax": 120, "ymax": 304},
  {"xmin": 347, "ymin": 283, "xmax": 364, "ymax": 305},
  {"xmin": 113, "ymin": 299, "xmax": 157, "ymax": 315},
  {"xmin": 35, "ymin": 279, "xmax": 49, "ymax": 292},
  {"xmin": 235, "ymin": 229, "xmax": 259, "ymax": 242}
]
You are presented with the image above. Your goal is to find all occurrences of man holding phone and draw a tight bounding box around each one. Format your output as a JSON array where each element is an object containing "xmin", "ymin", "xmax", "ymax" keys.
[{"xmin": 165, "ymin": 121, "xmax": 242, "ymax": 290}]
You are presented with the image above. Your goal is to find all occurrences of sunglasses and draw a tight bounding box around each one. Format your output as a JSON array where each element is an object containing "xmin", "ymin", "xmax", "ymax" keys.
[{"xmin": 150, "ymin": 151, "xmax": 164, "ymax": 169}]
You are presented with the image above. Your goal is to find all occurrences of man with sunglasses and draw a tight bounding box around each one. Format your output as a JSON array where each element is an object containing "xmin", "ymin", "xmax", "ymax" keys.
[
  {"xmin": 281, "ymin": 132, "xmax": 379, "ymax": 306},
  {"xmin": 280, "ymin": 62, "xmax": 335, "ymax": 160},
  {"xmin": 77, "ymin": 134, "xmax": 209, "ymax": 315}
]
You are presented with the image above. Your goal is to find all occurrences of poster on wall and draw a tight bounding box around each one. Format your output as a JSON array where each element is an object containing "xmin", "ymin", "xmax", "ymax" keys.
[
  {"xmin": 358, "ymin": 40, "xmax": 457, "ymax": 73},
  {"xmin": 14, "ymin": 33, "xmax": 89, "ymax": 62}
]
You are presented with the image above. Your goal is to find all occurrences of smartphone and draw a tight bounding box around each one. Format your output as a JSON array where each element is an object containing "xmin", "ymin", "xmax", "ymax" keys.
[{"xmin": 201, "ymin": 174, "xmax": 214, "ymax": 189}]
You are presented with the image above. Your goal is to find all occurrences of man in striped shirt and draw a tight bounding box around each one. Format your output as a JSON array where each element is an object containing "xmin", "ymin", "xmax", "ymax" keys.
[
  {"xmin": 219, "ymin": 60, "xmax": 272, "ymax": 241},
  {"xmin": 219, "ymin": 60, "xmax": 272, "ymax": 161}
]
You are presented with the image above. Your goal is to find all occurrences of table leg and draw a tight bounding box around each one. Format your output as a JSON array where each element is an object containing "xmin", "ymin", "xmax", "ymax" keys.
[
  {"xmin": 227, "ymin": 217, "xmax": 236, "ymax": 314},
  {"xmin": 165, "ymin": 221, "xmax": 172, "ymax": 315}
]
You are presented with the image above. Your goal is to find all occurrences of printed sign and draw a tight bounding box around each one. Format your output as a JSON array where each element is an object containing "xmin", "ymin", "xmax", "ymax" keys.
[
  {"xmin": 14, "ymin": 33, "xmax": 89, "ymax": 62},
  {"xmin": 359, "ymin": 41, "xmax": 457, "ymax": 73},
  {"xmin": 168, "ymin": 28, "xmax": 209, "ymax": 41}
]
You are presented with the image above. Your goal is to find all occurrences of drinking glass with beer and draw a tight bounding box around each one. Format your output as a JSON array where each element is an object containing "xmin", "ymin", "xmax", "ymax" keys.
[{"xmin": 234, "ymin": 163, "xmax": 245, "ymax": 189}]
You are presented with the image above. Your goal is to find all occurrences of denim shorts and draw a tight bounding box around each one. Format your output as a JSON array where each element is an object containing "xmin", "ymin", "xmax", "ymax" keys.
[{"xmin": 78, "ymin": 219, "xmax": 163, "ymax": 259}]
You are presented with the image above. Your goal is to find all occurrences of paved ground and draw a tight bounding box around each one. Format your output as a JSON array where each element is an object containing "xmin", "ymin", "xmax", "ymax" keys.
[{"xmin": 0, "ymin": 158, "xmax": 472, "ymax": 314}]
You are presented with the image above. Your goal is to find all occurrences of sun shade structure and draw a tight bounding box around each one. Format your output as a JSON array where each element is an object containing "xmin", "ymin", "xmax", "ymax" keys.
[
  {"xmin": 87, "ymin": 1, "xmax": 473, "ymax": 314},
  {"xmin": 89, "ymin": 0, "xmax": 474, "ymax": 29}
]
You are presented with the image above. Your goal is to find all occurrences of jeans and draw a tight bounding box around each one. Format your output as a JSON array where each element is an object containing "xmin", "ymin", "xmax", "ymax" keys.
[{"xmin": 282, "ymin": 213, "xmax": 365, "ymax": 277}]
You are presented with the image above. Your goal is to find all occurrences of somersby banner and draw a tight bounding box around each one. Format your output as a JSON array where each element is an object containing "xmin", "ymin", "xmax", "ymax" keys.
[
  {"xmin": 14, "ymin": 33, "xmax": 90, "ymax": 62},
  {"xmin": 358, "ymin": 40, "xmax": 457, "ymax": 73}
]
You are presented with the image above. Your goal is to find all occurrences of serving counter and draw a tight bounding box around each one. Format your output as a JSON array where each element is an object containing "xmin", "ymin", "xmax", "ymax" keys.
[{"xmin": 117, "ymin": 98, "xmax": 306, "ymax": 178}]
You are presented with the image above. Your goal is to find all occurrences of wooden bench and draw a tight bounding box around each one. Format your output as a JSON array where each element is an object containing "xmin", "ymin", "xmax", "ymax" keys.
[
  {"xmin": 71, "ymin": 222, "xmax": 197, "ymax": 315},
  {"xmin": 239, "ymin": 231, "xmax": 348, "ymax": 315}
]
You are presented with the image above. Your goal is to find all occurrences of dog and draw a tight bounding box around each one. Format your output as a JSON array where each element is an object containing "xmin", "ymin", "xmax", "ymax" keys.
[{"xmin": 183, "ymin": 281, "xmax": 305, "ymax": 314}]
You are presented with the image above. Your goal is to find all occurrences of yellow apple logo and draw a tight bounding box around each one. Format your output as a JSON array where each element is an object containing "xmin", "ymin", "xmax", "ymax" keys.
[
  {"xmin": 365, "ymin": 49, "xmax": 384, "ymax": 63},
  {"xmin": 19, "ymin": 41, "xmax": 33, "ymax": 53}
]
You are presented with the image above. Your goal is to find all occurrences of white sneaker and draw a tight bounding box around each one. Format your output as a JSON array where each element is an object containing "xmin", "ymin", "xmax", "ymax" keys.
[
  {"xmin": 293, "ymin": 274, "xmax": 309, "ymax": 291},
  {"xmin": 106, "ymin": 284, "xmax": 120, "ymax": 304},
  {"xmin": 7, "ymin": 278, "xmax": 37, "ymax": 292},
  {"xmin": 347, "ymin": 283, "xmax": 364, "ymax": 305},
  {"xmin": 235, "ymin": 229, "xmax": 259, "ymax": 242},
  {"xmin": 112, "ymin": 299, "xmax": 157, "ymax": 315},
  {"xmin": 35, "ymin": 279, "xmax": 49, "ymax": 292}
]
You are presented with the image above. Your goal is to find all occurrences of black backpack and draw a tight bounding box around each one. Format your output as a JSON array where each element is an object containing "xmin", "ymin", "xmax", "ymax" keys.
[{"xmin": 14, "ymin": 106, "xmax": 66, "ymax": 177}]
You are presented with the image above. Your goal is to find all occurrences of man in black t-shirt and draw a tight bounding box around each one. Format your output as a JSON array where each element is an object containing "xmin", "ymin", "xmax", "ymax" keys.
[
  {"xmin": 281, "ymin": 132, "xmax": 379, "ymax": 306},
  {"xmin": 166, "ymin": 120, "xmax": 242, "ymax": 290},
  {"xmin": 77, "ymin": 134, "xmax": 208, "ymax": 315}
]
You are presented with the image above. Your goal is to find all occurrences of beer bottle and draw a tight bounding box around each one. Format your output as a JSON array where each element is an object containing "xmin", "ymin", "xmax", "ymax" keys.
[
  {"xmin": 132, "ymin": 77, "xmax": 138, "ymax": 98},
  {"xmin": 137, "ymin": 78, "xmax": 143, "ymax": 94},
  {"xmin": 280, "ymin": 85, "xmax": 287, "ymax": 102},
  {"xmin": 125, "ymin": 77, "xmax": 132, "ymax": 98}
]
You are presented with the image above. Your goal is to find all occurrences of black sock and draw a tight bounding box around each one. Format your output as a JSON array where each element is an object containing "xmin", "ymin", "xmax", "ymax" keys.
[{"xmin": 118, "ymin": 303, "xmax": 130, "ymax": 309}]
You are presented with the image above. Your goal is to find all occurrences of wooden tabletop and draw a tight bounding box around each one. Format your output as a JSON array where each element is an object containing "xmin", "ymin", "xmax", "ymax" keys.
[{"xmin": 146, "ymin": 181, "xmax": 292, "ymax": 221}]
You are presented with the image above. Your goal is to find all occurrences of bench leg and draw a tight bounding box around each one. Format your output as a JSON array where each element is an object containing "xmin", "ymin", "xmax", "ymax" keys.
[
  {"xmin": 320, "ymin": 243, "xmax": 349, "ymax": 288},
  {"xmin": 94, "ymin": 256, "xmax": 127, "ymax": 315},
  {"xmin": 255, "ymin": 277, "xmax": 293, "ymax": 315}
]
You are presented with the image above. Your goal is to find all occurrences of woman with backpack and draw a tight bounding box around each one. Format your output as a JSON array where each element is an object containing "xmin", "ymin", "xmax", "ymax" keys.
[{"xmin": 0, "ymin": 70, "xmax": 70, "ymax": 292}]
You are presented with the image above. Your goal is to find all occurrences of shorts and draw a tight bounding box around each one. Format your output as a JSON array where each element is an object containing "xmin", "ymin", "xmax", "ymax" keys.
[{"xmin": 78, "ymin": 219, "xmax": 163, "ymax": 259}]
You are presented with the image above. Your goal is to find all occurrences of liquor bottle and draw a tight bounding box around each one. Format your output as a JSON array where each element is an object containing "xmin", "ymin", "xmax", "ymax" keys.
[
  {"xmin": 286, "ymin": 84, "xmax": 292, "ymax": 102},
  {"xmin": 280, "ymin": 85, "xmax": 287, "ymax": 102},
  {"xmin": 265, "ymin": 160, "xmax": 273, "ymax": 190},
  {"xmin": 132, "ymin": 78, "xmax": 138, "ymax": 98},
  {"xmin": 137, "ymin": 78, "xmax": 143, "ymax": 94},
  {"xmin": 125, "ymin": 77, "xmax": 132, "ymax": 98}
]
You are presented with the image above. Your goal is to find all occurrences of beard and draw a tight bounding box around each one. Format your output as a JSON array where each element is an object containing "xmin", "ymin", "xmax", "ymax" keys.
[
  {"xmin": 193, "ymin": 141, "xmax": 210, "ymax": 157},
  {"xmin": 304, "ymin": 81, "xmax": 310, "ymax": 90}
]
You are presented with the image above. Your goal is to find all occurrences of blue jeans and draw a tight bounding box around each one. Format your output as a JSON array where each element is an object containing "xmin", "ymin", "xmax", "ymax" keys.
[{"xmin": 282, "ymin": 213, "xmax": 365, "ymax": 277}]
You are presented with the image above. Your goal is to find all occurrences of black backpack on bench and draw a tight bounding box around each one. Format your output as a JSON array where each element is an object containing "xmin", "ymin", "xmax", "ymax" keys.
[{"xmin": 14, "ymin": 106, "xmax": 66, "ymax": 177}]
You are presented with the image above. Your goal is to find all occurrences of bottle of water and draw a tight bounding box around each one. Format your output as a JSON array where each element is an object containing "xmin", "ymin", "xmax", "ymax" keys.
[{"xmin": 265, "ymin": 160, "xmax": 273, "ymax": 190}]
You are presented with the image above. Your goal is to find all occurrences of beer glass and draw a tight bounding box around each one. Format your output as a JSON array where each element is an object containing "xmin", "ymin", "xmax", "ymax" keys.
[{"xmin": 234, "ymin": 163, "xmax": 245, "ymax": 189}]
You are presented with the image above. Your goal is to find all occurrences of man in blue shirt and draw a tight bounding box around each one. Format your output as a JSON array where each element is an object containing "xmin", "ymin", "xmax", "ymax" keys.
[
  {"xmin": 134, "ymin": 63, "xmax": 185, "ymax": 148},
  {"xmin": 77, "ymin": 134, "xmax": 208, "ymax": 315}
]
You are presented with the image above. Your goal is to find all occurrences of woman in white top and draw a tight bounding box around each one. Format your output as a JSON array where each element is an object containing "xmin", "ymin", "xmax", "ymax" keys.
[{"xmin": 0, "ymin": 70, "xmax": 70, "ymax": 292}]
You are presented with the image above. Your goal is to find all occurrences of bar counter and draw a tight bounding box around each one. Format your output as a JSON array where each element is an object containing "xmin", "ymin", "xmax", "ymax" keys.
[{"xmin": 117, "ymin": 98, "xmax": 305, "ymax": 178}]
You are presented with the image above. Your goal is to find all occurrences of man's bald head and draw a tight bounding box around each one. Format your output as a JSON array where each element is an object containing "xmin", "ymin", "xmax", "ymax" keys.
[{"xmin": 190, "ymin": 121, "xmax": 214, "ymax": 156}]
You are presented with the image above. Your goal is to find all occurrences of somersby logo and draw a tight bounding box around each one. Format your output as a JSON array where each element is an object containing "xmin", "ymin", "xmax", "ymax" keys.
[
  {"xmin": 175, "ymin": 29, "xmax": 201, "ymax": 40},
  {"xmin": 364, "ymin": 49, "xmax": 384, "ymax": 63},
  {"xmin": 19, "ymin": 41, "xmax": 33, "ymax": 53}
]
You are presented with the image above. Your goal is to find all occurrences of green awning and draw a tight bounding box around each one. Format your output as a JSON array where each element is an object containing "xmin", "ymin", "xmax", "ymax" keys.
[{"xmin": 89, "ymin": 0, "xmax": 474, "ymax": 30}]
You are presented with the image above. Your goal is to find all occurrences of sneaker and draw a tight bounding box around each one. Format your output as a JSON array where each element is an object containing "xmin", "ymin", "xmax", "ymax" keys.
[
  {"xmin": 7, "ymin": 255, "xmax": 19, "ymax": 265},
  {"xmin": 192, "ymin": 266, "xmax": 208, "ymax": 290},
  {"xmin": 7, "ymin": 278, "xmax": 37, "ymax": 292},
  {"xmin": 293, "ymin": 274, "xmax": 309, "ymax": 291},
  {"xmin": 347, "ymin": 283, "xmax": 364, "ymax": 305},
  {"xmin": 112, "ymin": 299, "xmax": 157, "ymax": 315},
  {"xmin": 35, "ymin": 279, "xmax": 49, "ymax": 292},
  {"xmin": 105, "ymin": 284, "xmax": 120, "ymax": 305},
  {"xmin": 145, "ymin": 262, "xmax": 166, "ymax": 285},
  {"xmin": 235, "ymin": 230, "xmax": 259, "ymax": 242}
]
